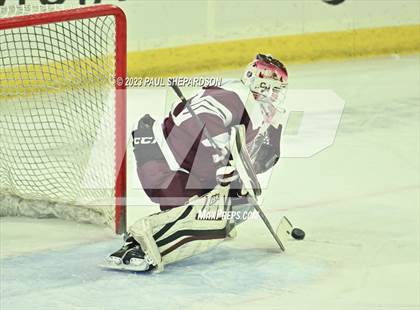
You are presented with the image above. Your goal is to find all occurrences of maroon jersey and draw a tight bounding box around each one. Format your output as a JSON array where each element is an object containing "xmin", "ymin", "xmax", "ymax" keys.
[
  {"xmin": 161, "ymin": 81, "xmax": 261, "ymax": 185},
  {"xmin": 133, "ymin": 80, "xmax": 282, "ymax": 209}
]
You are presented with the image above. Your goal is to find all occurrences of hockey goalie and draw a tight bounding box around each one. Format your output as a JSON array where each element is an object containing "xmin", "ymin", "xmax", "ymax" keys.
[{"xmin": 106, "ymin": 54, "xmax": 288, "ymax": 272}]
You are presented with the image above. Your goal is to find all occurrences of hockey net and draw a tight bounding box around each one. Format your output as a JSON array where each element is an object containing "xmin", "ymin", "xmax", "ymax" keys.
[{"xmin": 0, "ymin": 5, "xmax": 127, "ymax": 233}]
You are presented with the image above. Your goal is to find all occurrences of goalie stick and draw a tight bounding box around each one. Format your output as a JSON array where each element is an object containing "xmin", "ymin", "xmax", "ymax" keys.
[
  {"xmin": 169, "ymin": 82, "xmax": 293, "ymax": 251},
  {"xmin": 229, "ymin": 125, "xmax": 292, "ymax": 251}
]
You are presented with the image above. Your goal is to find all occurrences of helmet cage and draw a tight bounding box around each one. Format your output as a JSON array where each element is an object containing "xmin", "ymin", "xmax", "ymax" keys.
[{"xmin": 242, "ymin": 54, "xmax": 288, "ymax": 108}]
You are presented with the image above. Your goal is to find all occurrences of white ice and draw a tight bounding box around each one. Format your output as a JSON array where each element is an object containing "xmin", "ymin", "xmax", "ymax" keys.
[{"xmin": 1, "ymin": 54, "xmax": 419, "ymax": 310}]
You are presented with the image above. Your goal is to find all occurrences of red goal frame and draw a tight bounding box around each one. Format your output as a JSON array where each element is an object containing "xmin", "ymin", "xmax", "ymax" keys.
[{"xmin": 0, "ymin": 5, "xmax": 127, "ymax": 234}]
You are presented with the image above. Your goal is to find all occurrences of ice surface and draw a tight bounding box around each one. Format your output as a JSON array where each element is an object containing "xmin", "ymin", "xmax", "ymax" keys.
[
  {"xmin": 1, "ymin": 55, "xmax": 419, "ymax": 309},
  {"xmin": 0, "ymin": 238, "xmax": 326, "ymax": 310}
]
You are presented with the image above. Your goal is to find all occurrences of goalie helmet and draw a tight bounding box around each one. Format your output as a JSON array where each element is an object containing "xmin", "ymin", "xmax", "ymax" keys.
[{"xmin": 241, "ymin": 54, "xmax": 288, "ymax": 123}]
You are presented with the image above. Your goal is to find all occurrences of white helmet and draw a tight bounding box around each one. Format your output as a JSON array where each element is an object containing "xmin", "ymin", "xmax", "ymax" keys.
[{"xmin": 241, "ymin": 54, "xmax": 288, "ymax": 123}]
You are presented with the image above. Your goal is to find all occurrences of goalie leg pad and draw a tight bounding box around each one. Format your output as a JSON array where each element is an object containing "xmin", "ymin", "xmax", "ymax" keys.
[{"xmin": 129, "ymin": 186, "xmax": 231, "ymax": 271}]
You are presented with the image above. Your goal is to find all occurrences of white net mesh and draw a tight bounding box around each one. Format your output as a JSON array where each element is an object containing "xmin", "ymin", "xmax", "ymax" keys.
[
  {"xmin": 0, "ymin": 4, "xmax": 63, "ymax": 18},
  {"xmin": 0, "ymin": 7, "xmax": 120, "ymax": 227}
]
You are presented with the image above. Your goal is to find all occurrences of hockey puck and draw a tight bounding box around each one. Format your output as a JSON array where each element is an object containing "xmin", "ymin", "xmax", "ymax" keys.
[
  {"xmin": 291, "ymin": 228, "xmax": 305, "ymax": 240},
  {"xmin": 322, "ymin": 0, "xmax": 346, "ymax": 5}
]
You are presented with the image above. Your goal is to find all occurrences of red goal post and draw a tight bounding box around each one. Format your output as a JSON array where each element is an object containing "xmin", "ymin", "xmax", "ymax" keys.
[{"xmin": 0, "ymin": 5, "xmax": 127, "ymax": 234}]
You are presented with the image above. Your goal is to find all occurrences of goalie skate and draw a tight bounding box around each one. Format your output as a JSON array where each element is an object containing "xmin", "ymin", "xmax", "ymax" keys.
[
  {"xmin": 99, "ymin": 260, "xmax": 150, "ymax": 272},
  {"xmin": 100, "ymin": 236, "xmax": 155, "ymax": 272},
  {"xmin": 100, "ymin": 258, "xmax": 152, "ymax": 272}
]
